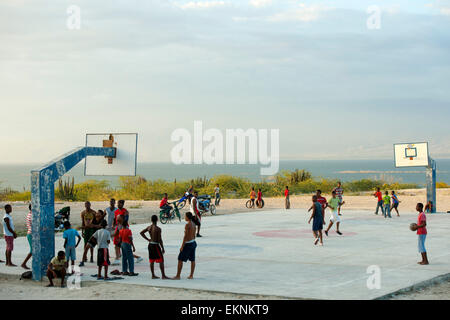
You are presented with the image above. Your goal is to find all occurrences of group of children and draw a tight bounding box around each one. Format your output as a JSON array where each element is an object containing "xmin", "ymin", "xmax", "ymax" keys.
[
  {"xmin": 307, "ymin": 186, "xmax": 345, "ymax": 246},
  {"xmin": 46, "ymin": 197, "xmax": 199, "ymax": 287},
  {"xmin": 374, "ymin": 188, "xmax": 401, "ymax": 218}
]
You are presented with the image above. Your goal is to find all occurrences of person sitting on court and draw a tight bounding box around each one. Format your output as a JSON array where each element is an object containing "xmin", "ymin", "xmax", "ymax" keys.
[
  {"xmin": 160, "ymin": 193, "xmax": 172, "ymax": 214},
  {"xmin": 47, "ymin": 250, "xmax": 68, "ymax": 287}
]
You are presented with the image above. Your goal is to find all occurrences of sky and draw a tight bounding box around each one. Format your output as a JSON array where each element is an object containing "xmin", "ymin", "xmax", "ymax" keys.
[{"xmin": 1, "ymin": 0, "xmax": 450, "ymax": 163}]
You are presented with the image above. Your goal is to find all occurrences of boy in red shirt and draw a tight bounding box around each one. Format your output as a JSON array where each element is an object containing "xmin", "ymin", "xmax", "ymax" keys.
[
  {"xmin": 160, "ymin": 193, "xmax": 172, "ymax": 215},
  {"xmin": 416, "ymin": 203, "xmax": 429, "ymax": 265},
  {"xmin": 374, "ymin": 187, "xmax": 384, "ymax": 216},
  {"xmin": 119, "ymin": 221, "xmax": 138, "ymax": 276},
  {"xmin": 284, "ymin": 186, "xmax": 290, "ymax": 209}
]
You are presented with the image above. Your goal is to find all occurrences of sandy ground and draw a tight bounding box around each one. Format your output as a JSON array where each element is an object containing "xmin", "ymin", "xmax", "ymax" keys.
[
  {"xmin": 0, "ymin": 188, "xmax": 449, "ymax": 300},
  {"xmin": 0, "ymin": 273, "xmax": 287, "ymax": 300},
  {"xmin": 390, "ymin": 279, "xmax": 450, "ymax": 300}
]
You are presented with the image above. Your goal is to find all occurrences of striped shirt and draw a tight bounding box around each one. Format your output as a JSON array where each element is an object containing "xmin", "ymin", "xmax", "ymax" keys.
[
  {"xmin": 26, "ymin": 211, "xmax": 32, "ymax": 235},
  {"xmin": 334, "ymin": 187, "xmax": 344, "ymax": 198}
]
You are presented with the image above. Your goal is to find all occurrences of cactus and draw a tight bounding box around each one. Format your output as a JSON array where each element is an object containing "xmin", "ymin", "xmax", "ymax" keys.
[{"xmin": 57, "ymin": 177, "xmax": 75, "ymax": 200}]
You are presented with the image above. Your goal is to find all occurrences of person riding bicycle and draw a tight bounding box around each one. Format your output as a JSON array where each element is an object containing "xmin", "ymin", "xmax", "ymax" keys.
[{"xmin": 160, "ymin": 193, "xmax": 172, "ymax": 217}]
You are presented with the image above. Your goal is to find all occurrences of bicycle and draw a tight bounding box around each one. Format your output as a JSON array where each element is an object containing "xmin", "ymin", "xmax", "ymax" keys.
[
  {"xmin": 246, "ymin": 199, "xmax": 264, "ymax": 209},
  {"xmin": 160, "ymin": 201, "xmax": 182, "ymax": 224}
]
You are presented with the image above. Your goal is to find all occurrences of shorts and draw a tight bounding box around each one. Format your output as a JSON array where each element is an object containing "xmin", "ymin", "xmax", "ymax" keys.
[
  {"xmin": 65, "ymin": 246, "xmax": 76, "ymax": 261},
  {"xmin": 97, "ymin": 248, "xmax": 110, "ymax": 267},
  {"xmin": 5, "ymin": 236, "xmax": 14, "ymax": 251},
  {"xmin": 27, "ymin": 234, "xmax": 32, "ymax": 254},
  {"xmin": 392, "ymin": 203, "xmax": 399, "ymax": 209},
  {"xmin": 338, "ymin": 197, "xmax": 344, "ymax": 205},
  {"xmin": 193, "ymin": 214, "xmax": 201, "ymax": 225},
  {"xmin": 312, "ymin": 218, "xmax": 323, "ymax": 231},
  {"xmin": 178, "ymin": 241, "xmax": 197, "ymax": 262},
  {"xmin": 330, "ymin": 211, "xmax": 341, "ymax": 223},
  {"xmin": 418, "ymin": 234, "xmax": 427, "ymax": 253},
  {"xmin": 84, "ymin": 228, "xmax": 95, "ymax": 245},
  {"xmin": 148, "ymin": 243, "xmax": 164, "ymax": 263}
]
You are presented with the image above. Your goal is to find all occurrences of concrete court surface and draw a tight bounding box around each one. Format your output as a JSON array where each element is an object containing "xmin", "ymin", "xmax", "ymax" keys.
[{"xmin": 1, "ymin": 208, "xmax": 449, "ymax": 300}]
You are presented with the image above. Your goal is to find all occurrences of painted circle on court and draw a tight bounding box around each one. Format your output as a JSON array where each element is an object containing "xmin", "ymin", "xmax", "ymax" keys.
[{"xmin": 253, "ymin": 229, "xmax": 357, "ymax": 238}]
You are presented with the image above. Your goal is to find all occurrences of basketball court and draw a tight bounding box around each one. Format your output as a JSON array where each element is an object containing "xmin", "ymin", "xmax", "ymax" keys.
[
  {"xmin": 2, "ymin": 137, "xmax": 447, "ymax": 299},
  {"xmin": 1, "ymin": 208, "xmax": 449, "ymax": 300}
]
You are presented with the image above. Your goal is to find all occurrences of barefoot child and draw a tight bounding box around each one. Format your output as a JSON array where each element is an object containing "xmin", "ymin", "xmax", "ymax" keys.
[
  {"xmin": 308, "ymin": 190, "xmax": 327, "ymax": 225},
  {"xmin": 140, "ymin": 215, "xmax": 168, "ymax": 279},
  {"xmin": 308, "ymin": 196, "xmax": 323, "ymax": 246},
  {"xmin": 173, "ymin": 212, "xmax": 197, "ymax": 280},
  {"xmin": 63, "ymin": 221, "xmax": 81, "ymax": 272},
  {"xmin": 21, "ymin": 204, "xmax": 33, "ymax": 269},
  {"xmin": 324, "ymin": 191, "xmax": 343, "ymax": 236},
  {"xmin": 416, "ymin": 203, "xmax": 429, "ymax": 265}
]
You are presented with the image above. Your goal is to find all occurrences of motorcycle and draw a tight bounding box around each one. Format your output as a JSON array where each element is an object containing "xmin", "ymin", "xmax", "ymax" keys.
[
  {"xmin": 159, "ymin": 201, "xmax": 182, "ymax": 224},
  {"xmin": 197, "ymin": 195, "xmax": 216, "ymax": 216},
  {"xmin": 55, "ymin": 206, "xmax": 70, "ymax": 231}
]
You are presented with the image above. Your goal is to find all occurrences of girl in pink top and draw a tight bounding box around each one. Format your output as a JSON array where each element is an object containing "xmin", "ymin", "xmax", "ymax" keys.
[{"xmin": 416, "ymin": 203, "xmax": 429, "ymax": 265}]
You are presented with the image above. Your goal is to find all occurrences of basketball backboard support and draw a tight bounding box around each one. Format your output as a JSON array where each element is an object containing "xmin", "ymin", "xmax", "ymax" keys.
[
  {"xmin": 394, "ymin": 142, "xmax": 429, "ymax": 168},
  {"xmin": 393, "ymin": 141, "xmax": 436, "ymax": 213},
  {"xmin": 84, "ymin": 133, "xmax": 138, "ymax": 176}
]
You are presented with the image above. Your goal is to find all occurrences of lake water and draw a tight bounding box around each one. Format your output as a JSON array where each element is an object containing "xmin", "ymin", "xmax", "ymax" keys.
[{"xmin": 1, "ymin": 159, "xmax": 450, "ymax": 191}]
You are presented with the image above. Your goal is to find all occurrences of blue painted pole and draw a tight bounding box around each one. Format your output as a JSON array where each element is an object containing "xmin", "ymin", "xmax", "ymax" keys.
[
  {"xmin": 31, "ymin": 146, "xmax": 115, "ymax": 281},
  {"xmin": 426, "ymin": 159, "xmax": 437, "ymax": 213}
]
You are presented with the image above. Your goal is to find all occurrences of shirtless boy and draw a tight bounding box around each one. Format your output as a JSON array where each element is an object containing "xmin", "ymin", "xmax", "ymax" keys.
[
  {"xmin": 140, "ymin": 215, "xmax": 168, "ymax": 279},
  {"xmin": 173, "ymin": 212, "xmax": 197, "ymax": 280},
  {"xmin": 80, "ymin": 201, "xmax": 96, "ymax": 263}
]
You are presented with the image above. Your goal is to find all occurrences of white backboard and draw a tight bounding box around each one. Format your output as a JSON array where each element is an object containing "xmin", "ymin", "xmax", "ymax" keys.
[
  {"xmin": 85, "ymin": 133, "xmax": 137, "ymax": 176},
  {"xmin": 394, "ymin": 142, "xmax": 429, "ymax": 168}
]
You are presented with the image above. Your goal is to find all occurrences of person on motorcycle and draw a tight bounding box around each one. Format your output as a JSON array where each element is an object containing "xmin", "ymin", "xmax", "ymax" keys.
[{"xmin": 160, "ymin": 193, "xmax": 172, "ymax": 216}]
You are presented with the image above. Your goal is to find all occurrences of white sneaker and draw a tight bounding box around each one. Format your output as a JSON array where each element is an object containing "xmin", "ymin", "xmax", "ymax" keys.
[{"xmin": 135, "ymin": 257, "xmax": 143, "ymax": 263}]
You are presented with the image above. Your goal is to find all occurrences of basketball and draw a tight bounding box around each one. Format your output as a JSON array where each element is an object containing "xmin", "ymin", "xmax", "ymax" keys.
[{"xmin": 410, "ymin": 223, "xmax": 418, "ymax": 231}]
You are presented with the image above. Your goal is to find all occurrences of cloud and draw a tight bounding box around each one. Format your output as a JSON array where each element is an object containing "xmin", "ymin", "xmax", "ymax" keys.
[
  {"xmin": 249, "ymin": 0, "xmax": 272, "ymax": 8},
  {"xmin": 267, "ymin": 3, "xmax": 332, "ymax": 22},
  {"xmin": 428, "ymin": 0, "xmax": 450, "ymax": 16},
  {"xmin": 175, "ymin": 1, "xmax": 227, "ymax": 10}
]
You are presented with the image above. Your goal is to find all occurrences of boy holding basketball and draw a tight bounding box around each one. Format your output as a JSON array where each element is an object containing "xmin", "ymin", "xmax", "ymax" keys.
[{"xmin": 415, "ymin": 203, "xmax": 429, "ymax": 265}]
